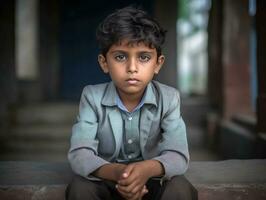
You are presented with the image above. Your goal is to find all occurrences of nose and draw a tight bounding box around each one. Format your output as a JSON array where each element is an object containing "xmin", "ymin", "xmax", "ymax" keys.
[{"xmin": 127, "ymin": 57, "xmax": 138, "ymax": 73}]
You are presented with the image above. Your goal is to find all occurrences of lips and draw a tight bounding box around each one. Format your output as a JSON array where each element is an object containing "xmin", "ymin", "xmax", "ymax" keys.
[{"xmin": 126, "ymin": 78, "xmax": 139, "ymax": 84}]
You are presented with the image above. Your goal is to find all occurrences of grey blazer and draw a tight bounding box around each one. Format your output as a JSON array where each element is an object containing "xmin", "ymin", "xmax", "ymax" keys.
[{"xmin": 68, "ymin": 81, "xmax": 189, "ymax": 180}]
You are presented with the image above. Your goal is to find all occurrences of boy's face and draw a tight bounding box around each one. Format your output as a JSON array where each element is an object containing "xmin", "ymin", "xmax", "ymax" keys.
[{"xmin": 98, "ymin": 39, "xmax": 164, "ymax": 100}]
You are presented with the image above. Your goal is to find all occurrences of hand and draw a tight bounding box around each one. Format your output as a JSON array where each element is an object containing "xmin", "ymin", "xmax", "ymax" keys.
[
  {"xmin": 113, "ymin": 163, "xmax": 128, "ymax": 181},
  {"xmin": 116, "ymin": 184, "xmax": 148, "ymax": 200},
  {"xmin": 116, "ymin": 161, "xmax": 151, "ymax": 198},
  {"xmin": 92, "ymin": 163, "xmax": 127, "ymax": 182}
]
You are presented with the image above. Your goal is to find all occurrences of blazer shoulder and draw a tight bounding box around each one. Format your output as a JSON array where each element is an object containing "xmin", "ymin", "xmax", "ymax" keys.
[
  {"xmin": 82, "ymin": 82, "xmax": 109, "ymax": 98},
  {"xmin": 151, "ymin": 81, "xmax": 181, "ymax": 117},
  {"xmin": 81, "ymin": 82, "xmax": 110, "ymax": 107},
  {"xmin": 152, "ymin": 81, "xmax": 180, "ymax": 100}
]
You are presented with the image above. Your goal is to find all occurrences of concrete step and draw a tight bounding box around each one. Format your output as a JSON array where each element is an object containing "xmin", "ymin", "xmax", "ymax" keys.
[
  {"xmin": 0, "ymin": 159, "xmax": 265, "ymax": 200},
  {"xmin": 10, "ymin": 124, "xmax": 72, "ymax": 140},
  {"xmin": 187, "ymin": 159, "xmax": 266, "ymax": 200},
  {"xmin": 5, "ymin": 140, "xmax": 69, "ymax": 153},
  {"xmin": 14, "ymin": 103, "xmax": 78, "ymax": 125},
  {"xmin": 1, "ymin": 124, "xmax": 71, "ymax": 161},
  {"xmin": 232, "ymin": 114, "xmax": 256, "ymax": 133},
  {"xmin": 219, "ymin": 120, "xmax": 256, "ymax": 159},
  {"xmin": 0, "ymin": 151, "xmax": 67, "ymax": 161}
]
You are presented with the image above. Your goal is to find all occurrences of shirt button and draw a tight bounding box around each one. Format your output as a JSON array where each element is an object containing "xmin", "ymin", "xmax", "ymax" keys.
[
  {"xmin": 128, "ymin": 139, "xmax": 133, "ymax": 144},
  {"xmin": 128, "ymin": 116, "xmax": 132, "ymax": 120}
]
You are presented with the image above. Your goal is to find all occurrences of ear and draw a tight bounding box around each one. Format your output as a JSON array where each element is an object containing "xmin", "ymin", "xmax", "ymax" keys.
[
  {"xmin": 98, "ymin": 54, "xmax": 109, "ymax": 73},
  {"xmin": 154, "ymin": 55, "xmax": 165, "ymax": 74}
]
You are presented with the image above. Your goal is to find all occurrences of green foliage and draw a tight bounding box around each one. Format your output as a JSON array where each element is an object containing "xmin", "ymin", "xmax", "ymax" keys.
[{"xmin": 178, "ymin": 0, "xmax": 190, "ymax": 20}]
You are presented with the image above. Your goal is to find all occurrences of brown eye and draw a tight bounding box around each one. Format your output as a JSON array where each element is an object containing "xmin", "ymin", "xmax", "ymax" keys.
[
  {"xmin": 139, "ymin": 54, "xmax": 151, "ymax": 62},
  {"xmin": 115, "ymin": 54, "xmax": 126, "ymax": 62}
]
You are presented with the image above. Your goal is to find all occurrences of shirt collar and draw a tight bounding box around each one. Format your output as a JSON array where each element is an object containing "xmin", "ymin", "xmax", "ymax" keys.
[
  {"xmin": 101, "ymin": 81, "xmax": 157, "ymax": 108},
  {"xmin": 116, "ymin": 90, "xmax": 146, "ymax": 113}
]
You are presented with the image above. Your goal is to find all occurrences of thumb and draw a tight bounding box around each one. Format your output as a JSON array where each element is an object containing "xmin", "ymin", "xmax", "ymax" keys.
[{"xmin": 121, "ymin": 164, "xmax": 134, "ymax": 179}]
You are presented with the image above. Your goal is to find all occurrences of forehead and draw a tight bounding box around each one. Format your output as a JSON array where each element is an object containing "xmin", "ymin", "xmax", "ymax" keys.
[{"xmin": 109, "ymin": 39, "xmax": 156, "ymax": 52}]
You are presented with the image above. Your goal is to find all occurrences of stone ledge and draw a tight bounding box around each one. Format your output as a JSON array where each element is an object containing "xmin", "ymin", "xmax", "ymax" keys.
[
  {"xmin": 186, "ymin": 159, "xmax": 266, "ymax": 184},
  {"xmin": 195, "ymin": 184, "xmax": 266, "ymax": 200},
  {"xmin": 187, "ymin": 159, "xmax": 266, "ymax": 199},
  {"xmin": 0, "ymin": 161, "xmax": 72, "ymax": 185},
  {"xmin": 0, "ymin": 185, "xmax": 66, "ymax": 200},
  {"xmin": 0, "ymin": 160, "xmax": 266, "ymax": 200}
]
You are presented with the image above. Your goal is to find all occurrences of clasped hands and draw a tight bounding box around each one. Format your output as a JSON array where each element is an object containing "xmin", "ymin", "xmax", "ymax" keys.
[{"xmin": 116, "ymin": 161, "xmax": 150, "ymax": 200}]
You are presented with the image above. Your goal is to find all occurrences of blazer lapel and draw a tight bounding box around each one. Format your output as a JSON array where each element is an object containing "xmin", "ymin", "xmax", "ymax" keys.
[
  {"xmin": 140, "ymin": 106, "xmax": 155, "ymax": 151},
  {"xmin": 139, "ymin": 82, "xmax": 158, "ymax": 153},
  {"xmin": 108, "ymin": 108, "xmax": 123, "ymax": 159}
]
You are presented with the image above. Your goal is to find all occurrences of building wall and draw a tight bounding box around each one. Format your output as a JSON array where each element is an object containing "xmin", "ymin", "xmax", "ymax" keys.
[
  {"xmin": 208, "ymin": 0, "xmax": 223, "ymax": 113},
  {"xmin": 154, "ymin": 0, "xmax": 177, "ymax": 88},
  {"xmin": 39, "ymin": 0, "xmax": 60, "ymax": 100},
  {"xmin": 256, "ymin": 0, "xmax": 266, "ymax": 134},
  {"xmin": 0, "ymin": 1, "xmax": 16, "ymax": 136},
  {"xmin": 222, "ymin": 0, "xmax": 253, "ymax": 119},
  {"xmin": 208, "ymin": 0, "xmax": 253, "ymax": 119}
]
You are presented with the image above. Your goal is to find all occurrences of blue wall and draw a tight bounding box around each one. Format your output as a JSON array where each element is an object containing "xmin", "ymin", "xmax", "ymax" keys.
[{"xmin": 59, "ymin": 0, "xmax": 153, "ymax": 100}]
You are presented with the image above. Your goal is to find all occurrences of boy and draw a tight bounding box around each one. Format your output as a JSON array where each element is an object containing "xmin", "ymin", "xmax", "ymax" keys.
[{"xmin": 66, "ymin": 6, "xmax": 197, "ymax": 200}]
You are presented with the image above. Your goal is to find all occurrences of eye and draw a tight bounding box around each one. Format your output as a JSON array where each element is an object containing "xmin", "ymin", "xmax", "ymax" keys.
[
  {"xmin": 114, "ymin": 54, "xmax": 126, "ymax": 62},
  {"xmin": 139, "ymin": 54, "xmax": 151, "ymax": 62}
]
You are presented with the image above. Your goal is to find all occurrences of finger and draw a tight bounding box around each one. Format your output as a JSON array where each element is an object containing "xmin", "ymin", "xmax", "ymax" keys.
[
  {"xmin": 118, "ymin": 175, "xmax": 135, "ymax": 186},
  {"xmin": 136, "ymin": 185, "xmax": 148, "ymax": 199},
  {"xmin": 119, "ymin": 164, "xmax": 135, "ymax": 181},
  {"xmin": 117, "ymin": 181, "xmax": 138, "ymax": 194},
  {"xmin": 141, "ymin": 185, "xmax": 148, "ymax": 196},
  {"xmin": 130, "ymin": 184, "xmax": 144, "ymax": 194},
  {"xmin": 128, "ymin": 191, "xmax": 142, "ymax": 200},
  {"xmin": 116, "ymin": 185, "xmax": 133, "ymax": 199},
  {"xmin": 117, "ymin": 183, "xmax": 146, "ymax": 199},
  {"xmin": 118, "ymin": 170, "xmax": 138, "ymax": 186},
  {"xmin": 131, "ymin": 187, "xmax": 148, "ymax": 200}
]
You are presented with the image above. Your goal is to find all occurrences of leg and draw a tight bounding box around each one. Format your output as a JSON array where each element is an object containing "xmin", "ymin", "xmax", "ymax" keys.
[
  {"xmin": 160, "ymin": 175, "xmax": 198, "ymax": 200},
  {"xmin": 141, "ymin": 179, "xmax": 164, "ymax": 200},
  {"xmin": 65, "ymin": 175, "xmax": 114, "ymax": 200}
]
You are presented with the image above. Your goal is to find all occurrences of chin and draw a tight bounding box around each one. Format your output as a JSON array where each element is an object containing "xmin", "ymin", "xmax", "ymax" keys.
[{"xmin": 123, "ymin": 88, "xmax": 143, "ymax": 95}]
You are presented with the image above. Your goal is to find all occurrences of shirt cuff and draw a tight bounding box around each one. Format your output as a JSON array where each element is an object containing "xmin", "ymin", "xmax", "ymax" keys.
[
  {"xmin": 152, "ymin": 151, "xmax": 189, "ymax": 180},
  {"xmin": 68, "ymin": 148, "xmax": 109, "ymax": 178}
]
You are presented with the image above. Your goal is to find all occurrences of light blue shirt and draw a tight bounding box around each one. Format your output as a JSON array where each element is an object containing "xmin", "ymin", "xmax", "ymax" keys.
[
  {"xmin": 115, "ymin": 89, "xmax": 147, "ymax": 163},
  {"xmin": 116, "ymin": 89, "xmax": 146, "ymax": 114}
]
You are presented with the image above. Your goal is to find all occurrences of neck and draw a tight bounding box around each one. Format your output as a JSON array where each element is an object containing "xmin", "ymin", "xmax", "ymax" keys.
[{"xmin": 118, "ymin": 91, "xmax": 144, "ymax": 112}]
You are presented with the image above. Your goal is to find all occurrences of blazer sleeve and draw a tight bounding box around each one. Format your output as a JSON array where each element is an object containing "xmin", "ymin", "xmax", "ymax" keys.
[
  {"xmin": 68, "ymin": 86, "xmax": 109, "ymax": 178},
  {"xmin": 152, "ymin": 89, "xmax": 189, "ymax": 179}
]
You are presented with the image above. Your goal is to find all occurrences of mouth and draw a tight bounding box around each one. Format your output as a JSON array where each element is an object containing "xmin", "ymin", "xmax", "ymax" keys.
[{"xmin": 126, "ymin": 78, "xmax": 139, "ymax": 85}]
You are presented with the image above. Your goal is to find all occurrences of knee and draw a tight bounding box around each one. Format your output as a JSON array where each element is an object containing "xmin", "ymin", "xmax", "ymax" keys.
[
  {"xmin": 162, "ymin": 175, "xmax": 198, "ymax": 200},
  {"xmin": 65, "ymin": 175, "xmax": 101, "ymax": 200}
]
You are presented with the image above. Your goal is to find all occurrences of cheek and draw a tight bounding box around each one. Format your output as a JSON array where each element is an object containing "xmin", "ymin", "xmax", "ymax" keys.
[
  {"xmin": 109, "ymin": 68, "xmax": 124, "ymax": 80},
  {"xmin": 141, "ymin": 63, "xmax": 157, "ymax": 74}
]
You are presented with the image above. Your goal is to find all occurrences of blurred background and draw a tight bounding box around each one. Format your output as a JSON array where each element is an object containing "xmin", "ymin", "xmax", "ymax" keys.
[{"xmin": 0, "ymin": 0, "xmax": 265, "ymax": 162}]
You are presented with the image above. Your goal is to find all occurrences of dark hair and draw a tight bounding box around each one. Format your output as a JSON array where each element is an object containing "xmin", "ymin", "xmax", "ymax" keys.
[{"xmin": 96, "ymin": 6, "xmax": 166, "ymax": 57}]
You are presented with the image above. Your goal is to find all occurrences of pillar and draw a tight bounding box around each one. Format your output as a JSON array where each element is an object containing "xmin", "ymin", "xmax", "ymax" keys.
[
  {"xmin": 154, "ymin": 0, "xmax": 177, "ymax": 88},
  {"xmin": 222, "ymin": 0, "xmax": 253, "ymax": 119}
]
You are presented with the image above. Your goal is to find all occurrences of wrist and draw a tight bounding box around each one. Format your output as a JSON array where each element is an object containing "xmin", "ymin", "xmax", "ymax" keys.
[
  {"xmin": 113, "ymin": 163, "xmax": 127, "ymax": 181},
  {"xmin": 143, "ymin": 160, "xmax": 164, "ymax": 178},
  {"xmin": 92, "ymin": 163, "xmax": 127, "ymax": 181}
]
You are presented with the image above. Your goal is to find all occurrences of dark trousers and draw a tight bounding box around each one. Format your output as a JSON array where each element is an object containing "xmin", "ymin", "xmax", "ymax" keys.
[{"xmin": 65, "ymin": 175, "xmax": 198, "ymax": 200}]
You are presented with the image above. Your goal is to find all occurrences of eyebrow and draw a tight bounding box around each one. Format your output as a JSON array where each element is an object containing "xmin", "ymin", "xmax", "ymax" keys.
[{"xmin": 109, "ymin": 50, "xmax": 155, "ymax": 54}]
